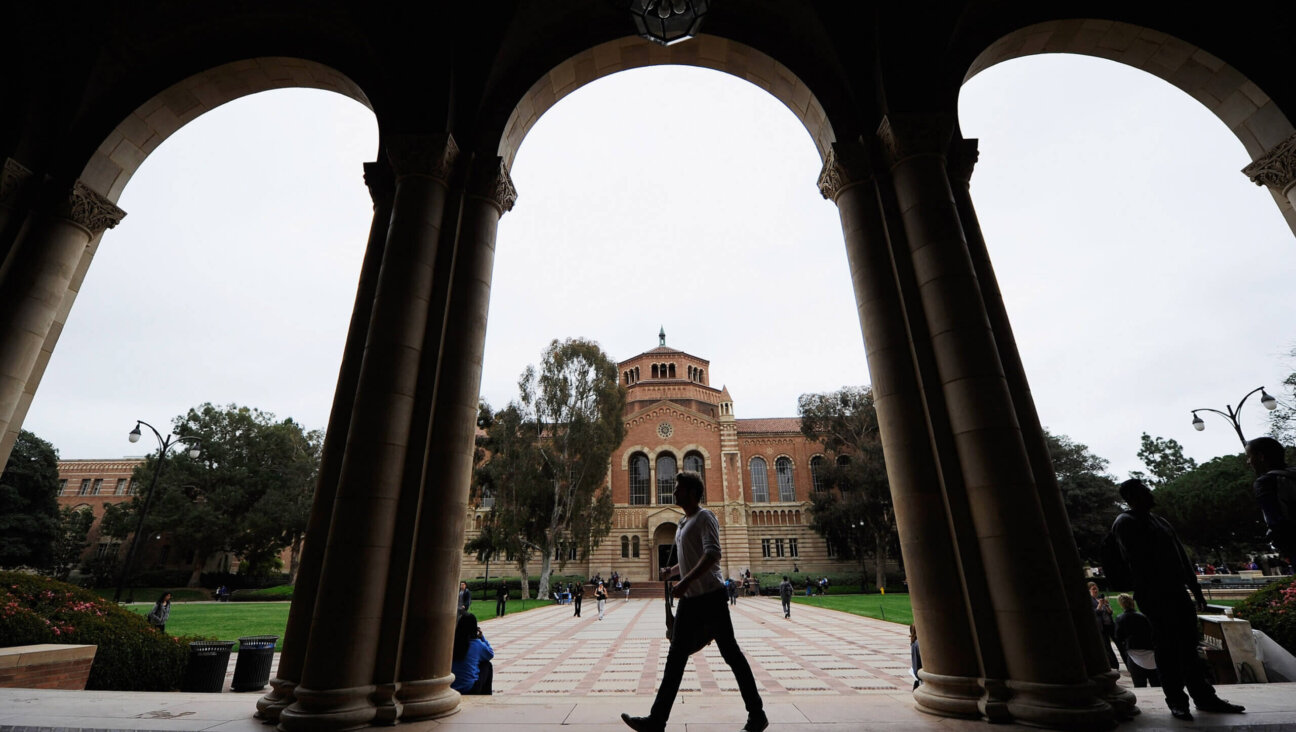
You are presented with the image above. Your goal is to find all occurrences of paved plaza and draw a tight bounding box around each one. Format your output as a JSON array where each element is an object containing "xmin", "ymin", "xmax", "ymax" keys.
[{"xmin": 2, "ymin": 598, "xmax": 1295, "ymax": 730}]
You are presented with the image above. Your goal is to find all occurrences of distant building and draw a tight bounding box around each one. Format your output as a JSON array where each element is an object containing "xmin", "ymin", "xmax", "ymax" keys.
[{"xmin": 461, "ymin": 332, "xmax": 871, "ymax": 583}]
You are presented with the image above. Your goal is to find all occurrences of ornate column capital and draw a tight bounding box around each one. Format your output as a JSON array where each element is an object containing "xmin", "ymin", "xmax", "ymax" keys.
[
  {"xmin": 877, "ymin": 113, "xmax": 955, "ymax": 166},
  {"xmin": 946, "ymin": 138, "xmax": 980, "ymax": 186},
  {"xmin": 50, "ymin": 182, "xmax": 126, "ymax": 235},
  {"xmin": 1, "ymin": 158, "xmax": 34, "ymax": 207},
  {"xmin": 386, "ymin": 133, "xmax": 459, "ymax": 185},
  {"xmin": 466, "ymin": 156, "xmax": 517, "ymax": 215},
  {"xmin": 817, "ymin": 141, "xmax": 874, "ymax": 202},
  {"xmin": 1242, "ymin": 132, "xmax": 1296, "ymax": 195},
  {"xmin": 363, "ymin": 160, "xmax": 395, "ymax": 209}
]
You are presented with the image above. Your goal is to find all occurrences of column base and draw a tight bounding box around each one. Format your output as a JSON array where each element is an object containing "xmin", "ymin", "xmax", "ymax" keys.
[
  {"xmin": 396, "ymin": 673, "xmax": 461, "ymax": 721},
  {"xmin": 372, "ymin": 682, "xmax": 402, "ymax": 725},
  {"xmin": 1005, "ymin": 678, "xmax": 1116, "ymax": 730},
  {"xmin": 255, "ymin": 677, "xmax": 295, "ymax": 723},
  {"xmin": 1092, "ymin": 670, "xmax": 1139, "ymax": 719},
  {"xmin": 913, "ymin": 671, "xmax": 982, "ymax": 719},
  {"xmin": 978, "ymin": 677, "xmax": 1012, "ymax": 722},
  {"xmin": 278, "ymin": 683, "xmax": 376, "ymax": 732}
]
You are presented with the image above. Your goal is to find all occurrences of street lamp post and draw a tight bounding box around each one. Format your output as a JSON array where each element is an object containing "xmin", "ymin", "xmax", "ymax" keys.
[
  {"xmin": 1190, "ymin": 386, "xmax": 1278, "ymax": 447},
  {"xmin": 113, "ymin": 420, "xmax": 201, "ymax": 603}
]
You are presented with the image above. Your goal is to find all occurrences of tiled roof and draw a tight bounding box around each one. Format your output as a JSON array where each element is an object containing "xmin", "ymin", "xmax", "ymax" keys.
[{"xmin": 735, "ymin": 417, "xmax": 803, "ymax": 433}]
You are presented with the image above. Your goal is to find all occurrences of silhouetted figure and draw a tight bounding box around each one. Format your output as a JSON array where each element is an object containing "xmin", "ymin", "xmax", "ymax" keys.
[
  {"xmin": 495, "ymin": 583, "xmax": 508, "ymax": 618},
  {"xmin": 1111, "ymin": 479, "xmax": 1243, "ymax": 721},
  {"xmin": 778, "ymin": 576, "xmax": 793, "ymax": 619},
  {"xmin": 1114, "ymin": 594, "xmax": 1160, "ymax": 688},
  {"xmin": 573, "ymin": 581, "xmax": 584, "ymax": 618},
  {"xmin": 1246, "ymin": 437, "xmax": 1296, "ymax": 560},
  {"xmin": 622, "ymin": 471, "xmax": 767, "ymax": 732}
]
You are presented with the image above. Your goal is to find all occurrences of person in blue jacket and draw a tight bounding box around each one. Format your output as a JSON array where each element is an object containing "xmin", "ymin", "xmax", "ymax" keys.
[{"xmin": 451, "ymin": 613, "xmax": 494, "ymax": 695}]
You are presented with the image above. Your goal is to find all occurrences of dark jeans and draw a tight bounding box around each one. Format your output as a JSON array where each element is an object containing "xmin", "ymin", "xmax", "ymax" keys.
[
  {"xmin": 781, "ymin": 596, "xmax": 791, "ymax": 617},
  {"xmin": 464, "ymin": 660, "xmax": 493, "ymax": 695},
  {"xmin": 496, "ymin": 598, "xmax": 507, "ymax": 617},
  {"xmin": 650, "ymin": 588, "xmax": 763, "ymax": 723},
  {"xmin": 573, "ymin": 595, "xmax": 582, "ymax": 617},
  {"xmin": 1137, "ymin": 591, "xmax": 1216, "ymax": 708}
]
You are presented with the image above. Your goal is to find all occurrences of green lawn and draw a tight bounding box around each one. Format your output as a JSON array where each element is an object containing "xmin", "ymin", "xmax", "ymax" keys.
[
  {"xmin": 789, "ymin": 593, "xmax": 914, "ymax": 625},
  {"xmin": 122, "ymin": 595, "xmax": 547, "ymax": 651},
  {"xmin": 94, "ymin": 587, "xmax": 210, "ymax": 603}
]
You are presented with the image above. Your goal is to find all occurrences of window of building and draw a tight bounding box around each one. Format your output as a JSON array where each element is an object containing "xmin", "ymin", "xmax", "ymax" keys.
[
  {"xmin": 95, "ymin": 543, "xmax": 110, "ymax": 560},
  {"xmin": 79, "ymin": 479, "xmax": 91, "ymax": 495},
  {"xmin": 775, "ymin": 538, "xmax": 785, "ymax": 557},
  {"xmin": 58, "ymin": 479, "xmax": 67, "ymax": 495},
  {"xmin": 749, "ymin": 457, "xmax": 769, "ymax": 502},
  {"xmin": 776, "ymin": 457, "xmax": 795, "ymax": 502},
  {"xmin": 481, "ymin": 488, "xmax": 495, "ymax": 508},
  {"xmin": 115, "ymin": 478, "xmax": 128, "ymax": 495},
  {"xmin": 91, "ymin": 478, "xmax": 103, "ymax": 495},
  {"xmin": 568, "ymin": 546, "xmax": 577, "ymax": 561},
  {"xmin": 621, "ymin": 536, "xmax": 630, "ymax": 558},
  {"xmin": 632, "ymin": 535, "xmax": 640, "ymax": 558},
  {"xmin": 827, "ymin": 540, "xmax": 838, "ymax": 558},
  {"xmin": 656, "ymin": 453, "xmax": 677, "ymax": 505},
  {"xmin": 789, "ymin": 538, "xmax": 799, "ymax": 557},
  {"xmin": 810, "ymin": 456, "xmax": 825, "ymax": 492},
  {"xmin": 668, "ymin": 363, "xmax": 676, "ymax": 378},
  {"xmin": 683, "ymin": 452, "xmax": 705, "ymax": 501},
  {"xmin": 761, "ymin": 538, "xmax": 771, "ymax": 558},
  {"xmin": 629, "ymin": 453, "xmax": 650, "ymax": 505}
]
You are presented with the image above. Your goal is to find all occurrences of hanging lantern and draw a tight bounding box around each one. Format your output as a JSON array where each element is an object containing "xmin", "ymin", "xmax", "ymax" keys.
[{"xmin": 628, "ymin": 0, "xmax": 710, "ymax": 46}]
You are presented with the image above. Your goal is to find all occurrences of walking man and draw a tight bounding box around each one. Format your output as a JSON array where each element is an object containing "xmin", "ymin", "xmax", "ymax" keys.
[
  {"xmin": 622, "ymin": 471, "xmax": 767, "ymax": 732},
  {"xmin": 778, "ymin": 575, "xmax": 793, "ymax": 619},
  {"xmin": 1111, "ymin": 479, "xmax": 1244, "ymax": 721},
  {"xmin": 573, "ymin": 580, "xmax": 585, "ymax": 618},
  {"xmin": 495, "ymin": 582, "xmax": 508, "ymax": 618},
  {"xmin": 457, "ymin": 581, "xmax": 472, "ymax": 616},
  {"xmin": 1246, "ymin": 437, "xmax": 1296, "ymax": 560}
]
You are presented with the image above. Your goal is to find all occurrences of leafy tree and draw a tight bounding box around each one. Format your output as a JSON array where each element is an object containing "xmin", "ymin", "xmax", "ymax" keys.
[
  {"xmin": 475, "ymin": 339, "xmax": 625, "ymax": 600},
  {"xmin": 1045, "ymin": 430, "xmax": 1121, "ymax": 564},
  {"xmin": 0, "ymin": 430, "xmax": 61, "ymax": 570},
  {"xmin": 1155, "ymin": 453, "xmax": 1268, "ymax": 564},
  {"xmin": 1130, "ymin": 432, "xmax": 1197, "ymax": 487},
  {"xmin": 798, "ymin": 386, "xmax": 894, "ymax": 590},
  {"xmin": 48, "ymin": 506, "xmax": 95, "ymax": 581},
  {"xmin": 100, "ymin": 404, "xmax": 321, "ymax": 587},
  {"xmin": 1269, "ymin": 351, "xmax": 1296, "ymax": 445},
  {"xmin": 470, "ymin": 402, "xmax": 547, "ymax": 598}
]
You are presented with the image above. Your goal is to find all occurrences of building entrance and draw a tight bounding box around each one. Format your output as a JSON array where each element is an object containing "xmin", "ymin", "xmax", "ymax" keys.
[{"xmin": 652, "ymin": 523, "xmax": 677, "ymax": 579}]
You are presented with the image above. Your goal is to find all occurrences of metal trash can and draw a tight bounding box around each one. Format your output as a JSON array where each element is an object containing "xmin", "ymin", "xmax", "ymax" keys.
[
  {"xmin": 230, "ymin": 635, "xmax": 279, "ymax": 692},
  {"xmin": 181, "ymin": 640, "xmax": 235, "ymax": 693}
]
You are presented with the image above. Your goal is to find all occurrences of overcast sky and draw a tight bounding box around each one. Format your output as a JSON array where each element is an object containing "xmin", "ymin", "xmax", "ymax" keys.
[{"xmin": 22, "ymin": 53, "xmax": 1296, "ymax": 479}]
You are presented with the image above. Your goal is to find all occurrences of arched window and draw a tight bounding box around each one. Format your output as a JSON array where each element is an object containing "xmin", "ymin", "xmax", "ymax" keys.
[
  {"xmin": 683, "ymin": 452, "xmax": 705, "ymax": 501},
  {"xmin": 481, "ymin": 487, "xmax": 495, "ymax": 508},
  {"xmin": 652, "ymin": 364, "xmax": 659, "ymax": 378},
  {"xmin": 632, "ymin": 535, "xmax": 640, "ymax": 558},
  {"xmin": 810, "ymin": 455, "xmax": 825, "ymax": 492},
  {"xmin": 474, "ymin": 515, "xmax": 482, "ymax": 530},
  {"xmin": 750, "ymin": 457, "xmax": 769, "ymax": 502},
  {"xmin": 621, "ymin": 536, "xmax": 630, "ymax": 558},
  {"xmin": 668, "ymin": 363, "xmax": 676, "ymax": 378},
  {"xmin": 629, "ymin": 453, "xmax": 650, "ymax": 505},
  {"xmin": 776, "ymin": 457, "xmax": 795, "ymax": 501},
  {"xmin": 657, "ymin": 453, "xmax": 677, "ymax": 504}
]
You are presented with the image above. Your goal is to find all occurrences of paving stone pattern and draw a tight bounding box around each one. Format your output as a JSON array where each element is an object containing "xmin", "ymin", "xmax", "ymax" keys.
[{"xmin": 482, "ymin": 597, "xmax": 914, "ymax": 698}]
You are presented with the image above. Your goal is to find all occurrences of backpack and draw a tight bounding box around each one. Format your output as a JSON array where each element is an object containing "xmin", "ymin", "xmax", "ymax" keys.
[{"xmin": 1100, "ymin": 528, "xmax": 1134, "ymax": 592}]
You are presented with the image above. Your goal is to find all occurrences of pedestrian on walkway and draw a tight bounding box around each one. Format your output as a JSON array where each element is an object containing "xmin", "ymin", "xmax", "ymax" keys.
[
  {"xmin": 596, "ymin": 581, "xmax": 608, "ymax": 620},
  {"xmin": 778, "ymin": 575, "xmax": 793, "ymax": 618},
  {"xmin": 458, "ymin": 581, "xmax": 472, "ymax": 616},
  {"xmin": 574, "ymin": 581, "xmax": 585, "ymax": 618},
  {"xmin": 495, "ymin": 582, "xmax": 508, "ymax": 618},
  {"xmin": 1111, "ymin": 479, "xmax": 1244, "ymax": 721},
  {"xmin": 621, "ymin": 470, "xmax": 767, "ymax": 732},
  {"xmin": 624, "ymin": 578, "xmax": 632, "ymax": 601}
]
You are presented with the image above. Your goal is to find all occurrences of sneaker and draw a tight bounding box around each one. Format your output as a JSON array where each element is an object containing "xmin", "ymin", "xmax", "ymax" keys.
[
  {"xmin": 1168, "ymin": 705, "xmax": 1193, "ymax": 721},
  {"xmin": 744, "ymin": 710, "xmax": 769, "ymax": 732},
  {"xmin": 620, "ymin": 713, "xmax": 665, "ymax": 732},
  {"xmin": 1196, "ymin": 698, "xmax": 1245, "ymax": 713}
]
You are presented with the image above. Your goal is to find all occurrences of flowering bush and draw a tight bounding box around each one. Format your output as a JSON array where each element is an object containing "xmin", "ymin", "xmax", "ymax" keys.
[
  {"xmin": 0, "ymin": 571, "xmax": 190, "ymax": 690},
  {"xmin": 1232, "ymin": 576, "xmax": 1296, "ymax": 656}
]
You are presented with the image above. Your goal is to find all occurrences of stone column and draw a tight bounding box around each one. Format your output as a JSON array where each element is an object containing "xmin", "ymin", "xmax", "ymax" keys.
[
  {"xmin": 257, "ymin": 160, "xmax": 394, "ymax": 723},
  {"xmin": 879, "ymin": 114, "xmax": 1109, "ymax": 728},
  {"xmin": 947, "ymin": 138, "xmax": 1137, "ymax": 719},
  {"xmin": 818, "ymin": 140, "xmax": 983, "ymax": 718},
  {"xmin": 1243, "ymin": 131, "xmax": 1296, "ymax": 210},
  {"xmin": 0, "ymin": 181, "xmax": 124, "ymax": 460},
  {"xmin": 0, "ymin": 158, "xmax": 36, "ymax": 279},
  {"xmin": 279, "ymin": 134, "xmax": 458, "ymax": 732},
  {"xmin": 398, "ymin": 153, "xmax": 515, "ymax": 720}
]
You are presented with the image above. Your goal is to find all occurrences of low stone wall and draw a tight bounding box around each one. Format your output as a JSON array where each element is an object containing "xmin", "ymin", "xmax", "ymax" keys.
[{"xmin": 0, "ymin": 644, "xmax": 97, "ymax": 690}]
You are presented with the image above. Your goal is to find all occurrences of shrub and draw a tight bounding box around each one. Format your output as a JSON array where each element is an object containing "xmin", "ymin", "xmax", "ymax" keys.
[
  {"xmin": 0, "ymin": 571, "xmax": 192, "ymax": 690},
  {"xmin": 132, "ymin": 569, "xmax": 192, "ymax": 588},
  {"xmin": 230, "ymin": 584, "xmax": 294, "ymax": 601},
  {"xmin": 1232, "ymin": 575, "xmax": 1296, "ymax": 656}
]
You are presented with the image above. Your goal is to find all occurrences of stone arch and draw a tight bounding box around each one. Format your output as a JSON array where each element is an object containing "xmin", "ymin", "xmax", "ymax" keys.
[
  {"xmin": 497, "ymin": 35, "xmax": 837, "ymax": 170},
  {"xmin": 81, "ymin": 57, "xmax": 374, "ymax": 202},
  {"xmin": 961, "ymin": 19, "xmax": 1296, "ymax": 229}
]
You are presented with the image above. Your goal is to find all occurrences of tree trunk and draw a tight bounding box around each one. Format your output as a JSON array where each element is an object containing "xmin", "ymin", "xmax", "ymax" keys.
[
  {"xmin": 288, "ymin": 535, "xmax": 304, "ymax": 584},
  {"xmin": 519, "ymin": 552, "xmax": 531, "ymax": 600},
  {"xmin": 187, "ymin": 552, "xmax": 208, "ymax": 587},
  {"xmin": 537, "ymin": 538, "xmax": 554, "ymax": 601},
  {"xmin": 874, "ymin": 532, "xmax": 887, "ymax": 591}
]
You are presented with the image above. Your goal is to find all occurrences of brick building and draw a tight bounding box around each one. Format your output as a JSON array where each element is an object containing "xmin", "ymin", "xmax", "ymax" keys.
[{"xmin": 462, "ymin": 332, "xmax": 862, "ymax": 584}]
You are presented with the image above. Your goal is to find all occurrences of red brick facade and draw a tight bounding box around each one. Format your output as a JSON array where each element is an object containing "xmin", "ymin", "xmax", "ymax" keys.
[{"xmin": 463, "ymin": 337, "xmax": 855, "ymax": 583}]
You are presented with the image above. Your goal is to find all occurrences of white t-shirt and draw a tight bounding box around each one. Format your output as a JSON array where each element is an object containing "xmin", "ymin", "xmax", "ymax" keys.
[{"xmin": 675, "ymin": 508, "xmax": 725, "ymax": 597}]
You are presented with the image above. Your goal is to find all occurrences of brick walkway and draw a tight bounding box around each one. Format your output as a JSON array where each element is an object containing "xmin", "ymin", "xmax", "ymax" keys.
[{"xmin": 483, "ymin": 597, "xmax": 914, "ymax": 698}]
